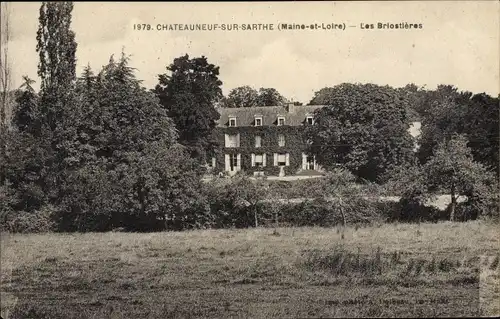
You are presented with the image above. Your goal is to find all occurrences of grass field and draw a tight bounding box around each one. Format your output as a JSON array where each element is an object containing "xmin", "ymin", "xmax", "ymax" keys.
[{"xmin": 1, "ymin": 221, "xmax": 499, "ymax": 318}]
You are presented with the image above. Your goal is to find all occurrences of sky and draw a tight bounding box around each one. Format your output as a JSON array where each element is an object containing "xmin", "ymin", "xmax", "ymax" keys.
[{"xmin": 5, "ymin": 1, "xmax": 500, "ymax": 104}]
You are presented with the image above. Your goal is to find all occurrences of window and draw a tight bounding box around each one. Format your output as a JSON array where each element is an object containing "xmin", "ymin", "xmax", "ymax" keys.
[
  {"xmin": 302, "ymin": 153, "xmax": 316, "ymax": 170},
  {"xmin": 277, "ymin": 117, "xmax": 285, "ymax": 126},
  {"xmin": 255, "ymin": 117, "xmax": 263, "ymax": 127},
  {"xmin": 255, "ymin": 136, "xmax": 262, "ymax": 148},
  {"xmin": 229, "ymin": 117, "xmax": 237, "ymax": 127},
  {"xmin": 225, "ymin": 153, "xmax": 241, "ymax": 172},
  {"xmin": 277, "ymin": 153, "xmax": 287, "ymax": 166},
  {"xmin": 225, "ymin": 134, "xmax": 239, "ymax": 148},
  {"xmin": 207, "ymin": 157, "xmax": 216, "ymax": 168},
  {"xmin": 255, "ymin": 154, "xmax": 264, "ymax": 167},
  {"xmin": 252, "ymin": 154, "xmax": 266, "ymax": 167},
  {"xmin": 230, "ymin": 154, "xmax": 238, "ymax": 170},
  {"xmin": 274, "ymin": 153, "xmax": 289, "ymax": 167},
  {"xmin": 306, "ymin": 116, "xmax": 314, "ymax": 125},
  {"xmin": 278, "ymin": 134, "xmax": 285, "ymax": 147},
  {"xmin": 306, "ymin": 155, "xmax": 315, "ymax": 170}
]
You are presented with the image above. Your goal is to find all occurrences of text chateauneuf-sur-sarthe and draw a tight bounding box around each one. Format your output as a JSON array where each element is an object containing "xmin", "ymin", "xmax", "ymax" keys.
[{"xmin": 133, "ymin": 23, "xmax": 424, "ymax": 32}]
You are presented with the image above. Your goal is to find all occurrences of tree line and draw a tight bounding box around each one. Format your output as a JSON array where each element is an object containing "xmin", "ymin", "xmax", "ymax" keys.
[{"xmin": 0, "ymin": 2, "xmax": 498, "ymax": 233}]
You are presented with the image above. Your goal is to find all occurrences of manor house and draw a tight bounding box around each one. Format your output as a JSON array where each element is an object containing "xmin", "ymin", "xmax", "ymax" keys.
[
  {"xmin": 210, "ymin": 103, "xmax": 325, "ymax": 177},
  {"xmin": 209, "ymin": 103, "xmax": 421, "ymax": 177}
]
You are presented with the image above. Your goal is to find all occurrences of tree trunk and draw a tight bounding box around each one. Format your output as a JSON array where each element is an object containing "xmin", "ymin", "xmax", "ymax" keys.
[
  {"xmin": 0, "ymin": 3, "xmax": 11, "ymax": 186},
  {"xmin": 338, "ymin": 196, "xmax": 346, "ymax": 240},
  {"xmin": 449, "ymin": 185, "xmax": 456, "ymax": 222},
  {"xmin": 274, "ymin": 209, "xmax": 279, "ymax": 228},
  {"xmin": 254, "ymin": 205, "xmax": 258, "ymax": 228},
  {"xmin": 339, "ymin": 196, "xmax": 346, "ymax": 228}
]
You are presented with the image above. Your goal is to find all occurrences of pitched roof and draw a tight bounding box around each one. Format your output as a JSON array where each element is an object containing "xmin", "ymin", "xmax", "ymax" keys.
[{"xmin": 216, "ymin": 104, "xmax": 326, "ymax": 127}]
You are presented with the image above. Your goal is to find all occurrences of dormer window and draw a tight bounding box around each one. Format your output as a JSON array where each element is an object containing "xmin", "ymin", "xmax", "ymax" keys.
[
  {"xmin": 254, "ymin": 116, "xmax": 263, "ymax": 127},
  {"xmin": 306, "ymin": 116, "xmax": 314, "ymax": 125},
  {"xmin": 277, "ymin": 116, "xmax": 285, "ymax": 126},
  {"xmin": 229, "ymin": 117, "xmax": 237, "ymax": 127}
]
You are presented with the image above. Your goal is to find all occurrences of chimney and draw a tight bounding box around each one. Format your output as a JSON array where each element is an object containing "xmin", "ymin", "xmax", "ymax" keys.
[{"xmin": 286, "ymin": 102, "xmax": 296, "ymax": 113}]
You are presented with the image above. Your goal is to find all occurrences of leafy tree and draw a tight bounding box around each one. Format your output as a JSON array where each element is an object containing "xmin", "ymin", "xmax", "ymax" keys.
[
  {"xmin": 423, "ymin": 135, "xmax": 497, "ymax": 221},
  {"xmin": 221, "ymin": 86, "xmax": 290, "ymax": 108},
  {"xmin": 36, "ymin": 2, "xmax": 77, "ymax": 97},
  {"xmin": 34, "ymin": 1, "xmax": 81, "ymax": 211},
  {"xmin": 306, "ymin": 83, "xmax": 415, "ymax": 182},
  {"xmin": 256, "ymin": 87, "xmax": 288, "ymax": 106},
  {"xmin": 392, "ymin": 135, "xmax": 498, "ymax": 221},
  {"xmin": 154, "ymin": 54, "xmax": 222, "ymax": 163},
  {"xmin": 417, "ymin": 85, "xmax": 499, "ymax": 174},
  {"xmin": 36, "ymin": 1, "xmax": 78, "ymax": 137},
  {"xmin": 206, "ymin": 175, "xmax": 269, "ymax": 228},
  {"xmin": 3, "ymin": 76, "xmax": 54, "ymax": 215},
  {"xmin": 322, "ymin": 169, "xmax": 360, "ymax": 229},
  {"xmin": 320, "ymin": 169, "xmax": 380, "ymax": 232},
  {"xmin": 3, "ymin": 131, "xmax": 53, "ymax": 213},
  {"xmin": 3, "ymin": 77, "xmax": 52, "ymax": 215},
  {"xmin": 12, "ymin": 76, "xmax": 40, "ymax": 135},
  {"xmin": 417, "ymin": 85, "xmax": 468, "ymax": 164},
  {"xmin": 57, "ymin": 54, "xmax": 208, "ymax": 232},
  {"xmin": 224, "ymin": 86, "xmax": 258, "ymax": 108},
  {"xmin": 396, "ymin": 83, "xmax": 428, "ymax": 121},
  {"xmin": 464, "ymin": 93, "xmax": 499, "ymax": 173},
  {"xmin": 309, "ymin": 87, "xmax": 335, "ymax": 105}
]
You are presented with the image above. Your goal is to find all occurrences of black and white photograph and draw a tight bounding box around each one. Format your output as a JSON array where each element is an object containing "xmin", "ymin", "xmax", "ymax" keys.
[{"xmin": 0, "ymin": 1, "xmax": 499, "ymax": 318}]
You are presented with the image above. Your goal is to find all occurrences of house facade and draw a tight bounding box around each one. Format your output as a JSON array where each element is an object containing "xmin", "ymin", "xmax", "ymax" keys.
[
  {"xmin": 210, "ymin": 103, "xmax": 325, "ymax": 177},
  {"xmin": 208, "ymin": 103, "xmax": 422, "ymax": 177}
]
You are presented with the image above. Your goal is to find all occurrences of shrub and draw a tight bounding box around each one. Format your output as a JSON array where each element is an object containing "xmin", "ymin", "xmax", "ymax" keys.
[
  {"xmin": 283, "ymin": 199, "xmax": 334, "ymax": 227},
  {"xmin": 397, "ymin": 197, "xmax": 446, "ymax": 223},
  {"xmin": 1, "ymin": 205, "xmax": 56, "ymax": 233},
  {"xmin": 253, "ymin": 197, "xmax": 387, "ymax": 228}
]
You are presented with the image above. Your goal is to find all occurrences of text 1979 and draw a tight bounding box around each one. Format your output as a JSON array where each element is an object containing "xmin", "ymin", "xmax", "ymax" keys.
[{"xmin": 133, "ymin": 24, "xmax": 152, "ymax": 31}]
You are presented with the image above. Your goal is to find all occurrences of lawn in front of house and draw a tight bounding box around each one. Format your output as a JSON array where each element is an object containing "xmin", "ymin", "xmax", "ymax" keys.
[{"xmin": 1, "ymin": 220, "xmax": 498, "ymax": 318}]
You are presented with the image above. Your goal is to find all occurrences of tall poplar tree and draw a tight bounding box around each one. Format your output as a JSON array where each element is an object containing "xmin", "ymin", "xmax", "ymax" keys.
[{"xmin": 36, "ymin": 1, "xmax": 80, "ymax": 203}]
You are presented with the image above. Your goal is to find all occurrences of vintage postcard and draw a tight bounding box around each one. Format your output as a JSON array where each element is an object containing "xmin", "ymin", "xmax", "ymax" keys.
[{"xmin": 1, "ymin": 1, "xmax": 499, "ymax": 318}]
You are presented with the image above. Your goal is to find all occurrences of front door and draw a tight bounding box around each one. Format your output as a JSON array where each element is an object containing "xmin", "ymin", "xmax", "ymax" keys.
[{"xmin": 306, "ymin": 155, "xmax": 315, "ymax": 170}]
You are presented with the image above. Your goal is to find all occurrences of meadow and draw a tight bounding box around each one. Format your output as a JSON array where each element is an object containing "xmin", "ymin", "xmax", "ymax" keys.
[{"xmin": 1, "ymin": 221, "xmax": 499, "ymax": 318}]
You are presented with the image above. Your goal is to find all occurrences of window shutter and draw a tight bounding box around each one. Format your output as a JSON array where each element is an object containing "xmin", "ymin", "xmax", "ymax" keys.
[
  {"xmin": 237, "ymin": 154, "xmax": 241, "ymax": 170},
  {"xmin": 251, "ymin": 154, "xmax": 255, "ymax": 167},
  {"xmin": 273, "ymin": 153, "xmax": 278, "ymax": 166},
  {"xmin": 224, "ymin": 134, "xmax": 229, "ymax": 147},
  {"xmin": 286, "ymin": 153, "xmax": 290, "ymax": 166},
  {"xmin": 224, "ymin": 154, "xmax": 230, "ymax": 171},
  {"xmin": 237, "ymin": 134, "xmax": 240, "ymax": 147},
  {"xmin": 263, "ymin": 154, "xmax": 267, "ymax": 167},
  {"xmin": 302, "ymin": 153, "xmax": 307, "ymax": 170}
]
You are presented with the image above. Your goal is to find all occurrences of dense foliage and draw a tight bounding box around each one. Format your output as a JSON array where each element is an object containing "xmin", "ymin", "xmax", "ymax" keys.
[
  {"xmin": 389, "ymin": 135, "xmax": 498, "ymax": 222},
  {"xmin": 416, "ymin": 85, "xmax": 499, "ymax": 174},
  {"xmin": 55, "ymin": 54, "xmax": 203, "ymax": 231},
  {"xmin": 154, "ymin": 54, "xmax": 222, "ymax": 163},
  {"xmin": 222, "ymin": 86, "xmax": 289, "ymax": 108},
  {"xmin": 1, "ymin": 2, "xmax": 498, "ymax": 233},
  {"xmin": 306, "ymin": 83, "xmax": 415, "ymax": 182}
]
